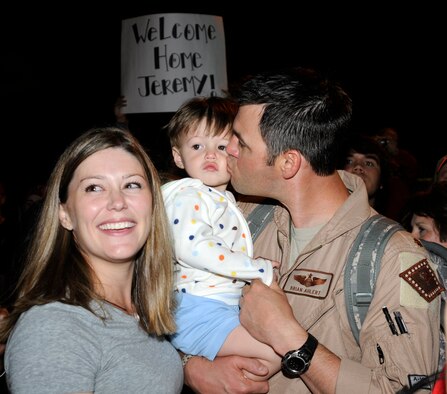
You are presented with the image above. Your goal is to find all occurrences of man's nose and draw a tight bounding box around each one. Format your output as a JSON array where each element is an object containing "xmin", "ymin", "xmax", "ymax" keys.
[{"xmin": 226, "ymin": 136, "xmax": 239, "ymax": 158}]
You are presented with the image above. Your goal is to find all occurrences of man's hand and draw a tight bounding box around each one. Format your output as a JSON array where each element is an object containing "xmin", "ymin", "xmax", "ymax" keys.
[
  {"xmin": 184, "ymin": 355, "xmax": 269, "ymax": 393},
  {"xmin": 240, "ymin": 279, "xmax": 306, "ymax": 355}
]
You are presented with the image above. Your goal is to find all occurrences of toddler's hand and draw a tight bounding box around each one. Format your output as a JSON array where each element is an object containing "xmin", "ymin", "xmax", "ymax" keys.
[{"xmin": 271, "ymin": 260, "xmax": 280, "ymax": 282}]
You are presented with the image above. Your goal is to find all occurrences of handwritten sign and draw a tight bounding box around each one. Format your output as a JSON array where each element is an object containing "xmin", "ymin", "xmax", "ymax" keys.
[{"xmin": 121, "ymin": 13, "xmax": 227, "ymax": 113}]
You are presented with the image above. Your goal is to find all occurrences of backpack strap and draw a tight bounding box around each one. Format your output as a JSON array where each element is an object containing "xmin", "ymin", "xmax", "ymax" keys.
[
  {"xmin": 420, "ymin": 239, "xmax": 447, "ymax": 283},
  {"xmin": 344, "ymin": 214, "xmax": 403, "ymax": 345},
  {"xmin": 419, "ymin": 239, "xmax": 447, "ymax": 338},
  {"xmin": 247, "ymin": 204, "xmax": 276, "ymax": 243}
]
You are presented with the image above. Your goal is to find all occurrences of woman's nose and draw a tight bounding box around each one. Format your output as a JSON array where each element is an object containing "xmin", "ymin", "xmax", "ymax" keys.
[{"xmin": 107, "ymin": 189, "xmax": 127, "ymax": 210}]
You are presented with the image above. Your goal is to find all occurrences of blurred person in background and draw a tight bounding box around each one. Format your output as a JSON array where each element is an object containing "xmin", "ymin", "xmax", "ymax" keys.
[
  {"xmin": 434, "ymin": 155, "xmax": 447, "ymax": 184},
  {"xmin": 408, "ymin": 182, "xmax": 447, "ymax": 248},
  {"xmin": 341, "ymin": 133, "xmax": 390, "ymax": 214},
  {"xmin": 372, "ymin": 127, "xmax": 419, "ymax": 221}
]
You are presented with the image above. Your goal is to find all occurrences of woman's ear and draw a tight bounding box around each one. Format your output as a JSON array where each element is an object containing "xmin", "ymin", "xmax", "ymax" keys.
[
  {"xmin": 279, "ymin": 150, "xmax": 301, "ymax": 179},
  {"xmin": 59, "ymin": 204, "xmax": 73, "ymax": 231},
  {"xmin": 172, "ymin": 147, "xmax": 185, "ymax": 169}
]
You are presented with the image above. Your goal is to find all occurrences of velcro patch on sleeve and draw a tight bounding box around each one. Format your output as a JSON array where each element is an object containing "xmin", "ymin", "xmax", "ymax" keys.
[
  {"xmin": 407, "ymin": 374, "xmax": 430, "ymax": 390},
  {"xmin": 399, "ymin": 258, "xmax": 444, "ymax": 303}
]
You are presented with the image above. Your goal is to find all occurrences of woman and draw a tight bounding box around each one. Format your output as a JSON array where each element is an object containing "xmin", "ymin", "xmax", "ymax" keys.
[
  {"xmin": 0, "ymin": 127, "xmax": 183, "ymax": 393},
  {"xmin": 409, "ymin": 181, "xmax": 447, "ymax": 248}
]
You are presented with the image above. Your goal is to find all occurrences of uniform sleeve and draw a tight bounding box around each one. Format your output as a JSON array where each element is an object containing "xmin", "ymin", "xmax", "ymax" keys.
[
  {"xmin": 166, "ymin": 189, "xmax": 274, "ymax": 284},
  {"xmin": 6, "ymin": 307, "xmax": 99, "ymax": 394},
  {"xmin": 337, "ymin": 234, "xmax": 441, "ymax": 393}
]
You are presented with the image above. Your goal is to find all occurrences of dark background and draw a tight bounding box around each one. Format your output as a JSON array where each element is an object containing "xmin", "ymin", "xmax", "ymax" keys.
[{"xmin": 2, "ymin": 3, "xmax": 444, "ymax": 199}]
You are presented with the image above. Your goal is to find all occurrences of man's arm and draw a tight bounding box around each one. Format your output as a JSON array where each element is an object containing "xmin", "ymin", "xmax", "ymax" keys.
[
  {"xmin": 240, "ymin": 279, "xmax": 340, "ymax": 393},
  {"xmin": 183, "ymin": 354, "xmax": 269, "ymax": 394}
]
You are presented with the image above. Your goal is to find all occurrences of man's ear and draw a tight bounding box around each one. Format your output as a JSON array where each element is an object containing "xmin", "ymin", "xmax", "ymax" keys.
[
  {"xmin": 172, "ymin": 147, "xmax": 185, "ymax": 169},
  {"xmin": 279, "ymin": 150, "xmax": 301, "ymax": 179},
  {"xmin": 59, "ymin": 204, "xmax": 73, "ymax": 231}
]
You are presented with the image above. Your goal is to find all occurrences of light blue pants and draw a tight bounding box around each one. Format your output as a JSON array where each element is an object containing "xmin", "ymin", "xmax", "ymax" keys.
[{"xmin": 169, "ymin": 292, "xmax": 240, "ymax": 360}]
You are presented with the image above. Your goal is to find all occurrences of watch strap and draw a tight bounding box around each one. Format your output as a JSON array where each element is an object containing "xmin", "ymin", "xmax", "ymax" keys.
[{"xmin": 302, "ymin": 332, "xmax": 318, "ymax": 354}]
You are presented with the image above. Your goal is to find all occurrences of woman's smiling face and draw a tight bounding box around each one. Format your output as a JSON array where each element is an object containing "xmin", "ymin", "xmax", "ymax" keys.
[{"xmin": 59, "ymin": 147, "xmax": 153, "ymax": 266}]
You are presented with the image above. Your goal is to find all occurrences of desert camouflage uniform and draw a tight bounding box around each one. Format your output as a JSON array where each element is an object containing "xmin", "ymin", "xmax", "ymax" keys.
[{"xmin": 239, "ymin": 171, "xmax": 442, "ymax": 394}]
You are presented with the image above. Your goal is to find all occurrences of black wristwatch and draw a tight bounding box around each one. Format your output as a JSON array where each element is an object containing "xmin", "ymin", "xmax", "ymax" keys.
[{"xmin": 281, "ymin": 333, "xmax": 318, "ymax": 377}]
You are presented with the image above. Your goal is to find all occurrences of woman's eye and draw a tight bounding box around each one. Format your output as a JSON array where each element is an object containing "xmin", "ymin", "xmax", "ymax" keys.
[
  {"xmin": 85, "ymin": 184, "xmax": 102, "ymax": 192},
  {"xmin": 126, "ymin": 182, "xmax": 142, "ymax": 189}
]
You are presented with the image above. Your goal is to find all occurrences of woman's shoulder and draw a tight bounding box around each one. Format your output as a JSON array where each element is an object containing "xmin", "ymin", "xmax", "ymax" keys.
[
  {"xmin": 22, "ymin": 301, "xmax": 90, "ymax": 319},
  {"xmin": 13, "ymin": 302, "xmax": 113, "ymax": 340},
  {"xmin": 12, "ymin": 303, "xmax": 90, "ymax": 334},
  {"xmin": 6, "ymin": 302, "xmax": 107, "ymax": 363},
  {"xmin": 5, "ymin": 303, "xmax": 103, "ymax": 392}
]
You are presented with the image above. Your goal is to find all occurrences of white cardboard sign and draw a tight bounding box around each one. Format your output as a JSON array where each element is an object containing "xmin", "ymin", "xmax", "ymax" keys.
[{"xmin": 121, "ymin": 13, "xmax": 227, "ymax": 113}]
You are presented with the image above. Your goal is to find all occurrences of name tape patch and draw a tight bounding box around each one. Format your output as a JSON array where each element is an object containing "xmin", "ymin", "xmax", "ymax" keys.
[{"xmin": 283, "ymin": 268, "xmax": 333, "ymax": 299}]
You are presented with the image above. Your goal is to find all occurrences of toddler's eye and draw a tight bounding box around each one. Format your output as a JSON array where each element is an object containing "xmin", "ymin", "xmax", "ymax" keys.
[
  {"xmin": 192, "ymin": 144, "xmax": 201, "ymax": 150},
  {"xmin": 218, "ymin": 145, "xmax": 227, "ymax": 151}
]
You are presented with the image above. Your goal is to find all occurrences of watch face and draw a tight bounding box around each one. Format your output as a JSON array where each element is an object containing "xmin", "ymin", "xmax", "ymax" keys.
[
  {"xmin": 287, "ymin": 355, "xmax": 306, "ymax": 372},
  {"xmin": 281, "ymin": 333, "xmax": 318, "ymax": 377},
  {"xmin": 282, "ymin": 350, "xmax": 310, "ymax": 377}
]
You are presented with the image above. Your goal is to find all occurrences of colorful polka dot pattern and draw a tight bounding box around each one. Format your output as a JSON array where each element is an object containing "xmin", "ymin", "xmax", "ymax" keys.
[{"xmin": 164, "ymin": 179, "xmax": 273, "ymax": 300}]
